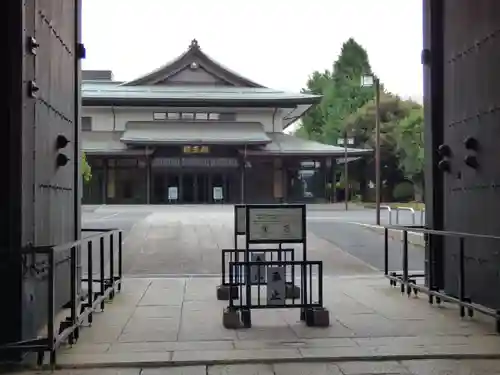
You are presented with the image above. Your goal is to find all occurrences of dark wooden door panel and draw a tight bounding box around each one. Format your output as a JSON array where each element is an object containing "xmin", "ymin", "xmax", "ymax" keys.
[{"xmin": 441, "ymin": 0, "xmax": 500, "ymax": 309}]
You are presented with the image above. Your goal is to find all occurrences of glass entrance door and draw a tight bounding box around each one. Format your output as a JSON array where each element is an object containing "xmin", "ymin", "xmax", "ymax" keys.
[
  {"xmin": 182, "ymin": 174, "xmax": 195, "ymax": 203},
  {"xmin": 196, "ymin": 174, "xmax": 209, "ymax": 203}
]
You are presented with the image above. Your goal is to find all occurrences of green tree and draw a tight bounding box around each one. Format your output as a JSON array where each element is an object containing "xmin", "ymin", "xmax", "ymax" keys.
[
  {"xmin": 394, "ymin": 106, "xmax": 425, "ymax": 199},
  {"xmin": 300, "ymin": 71, "xmax": 331, "ymax": 140},
  {"xmin": 345, "ymin": 94, "xmax": 419, "ymax": 200},
  {"xmin": 82, "ymin": 152, "xmax": 92, "ymax": 183},
  {"xmin": 321, "ymin": 38, "xmax": 377, "ymax": 145}
]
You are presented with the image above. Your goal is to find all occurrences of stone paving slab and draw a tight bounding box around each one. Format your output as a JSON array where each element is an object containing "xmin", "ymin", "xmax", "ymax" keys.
[
  {"xmin": 15, "ymin": 359, "xmax": 500, "ymax": 374},
  {"xmin": 50, "ymin": 274, "xmax": 500, "ymax": 369}
]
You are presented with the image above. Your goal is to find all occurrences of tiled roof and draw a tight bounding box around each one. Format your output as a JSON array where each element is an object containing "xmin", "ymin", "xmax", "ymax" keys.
[
  {"xmin": 121, "ymin": 121, "xmax": 271, "ymax": 145},
  {"xmin": 81, "ymin": 82, "xmax": 321, "ymax": 102},
  {"xmin": 242, "ymin": 133, "xmax": 373, "ymax": 157}
]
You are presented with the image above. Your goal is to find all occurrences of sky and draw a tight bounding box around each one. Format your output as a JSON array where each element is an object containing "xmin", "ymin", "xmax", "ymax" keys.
[{"xmin": 82, "ymin": 0, "xmax": 423, "ymax": 102}]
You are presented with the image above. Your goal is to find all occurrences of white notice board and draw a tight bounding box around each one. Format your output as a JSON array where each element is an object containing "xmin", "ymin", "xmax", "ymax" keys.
[
  {"xmin": 248, "ymin": 207, "xmax": 304, "ymax": 242},
  {"xmin": 235, "ymin": 205, "xmax": 246, "ymax": 234},
  {"xmin": 266, "ymin": 266, "xmax": 286, "ymax": 305},
  {"xmin": 213, "ymin": 186, "xmax": 223, "ymax": 200},
  {"xmin": 168, "ymin": 186, "xmax": 178, "ymax": 200},
  {"xmin": 250, "ymin": 252, "xmax": 266, "ymax": 284}
]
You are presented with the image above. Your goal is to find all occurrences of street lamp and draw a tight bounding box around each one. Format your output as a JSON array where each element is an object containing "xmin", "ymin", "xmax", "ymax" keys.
[
  {"xmin": 361, "ymin": 74, "xmax": 382, "ymax": 225},
  {"xmin": 337, "ymin": 134, "xmax": 355, "ymax": 211}
]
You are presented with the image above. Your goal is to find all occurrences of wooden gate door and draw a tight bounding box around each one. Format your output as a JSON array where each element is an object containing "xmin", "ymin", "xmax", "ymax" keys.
[
  {"xmin": 5, "ymin": 0, "xmax": 83, "ymax": 343},
  {"xmin": 440, "ymin": 0, "xmax": 500, "ymax": 309}
]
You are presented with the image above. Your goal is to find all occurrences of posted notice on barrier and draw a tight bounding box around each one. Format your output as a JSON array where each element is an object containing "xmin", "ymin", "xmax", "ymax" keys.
[
  {"xmin": 266, "ymin": 266, "xmax": 286, "ymax": 305},
  {"xmin": 249, "ymin": 252, "xmax": 266, "ymax": 284},
  {"xmin": 248, "ymin": 207, "xmax": 303, "ymax": 242}
]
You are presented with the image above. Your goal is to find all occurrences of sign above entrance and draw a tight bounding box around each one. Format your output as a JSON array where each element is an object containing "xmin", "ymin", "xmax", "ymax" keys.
[
  {"xmin": 183, "ymin": 145, "xmax": 210, "ymax": 154},
  {"xmin": 152, "ymin": 157, "xmax": 239, "ymax": 168}
]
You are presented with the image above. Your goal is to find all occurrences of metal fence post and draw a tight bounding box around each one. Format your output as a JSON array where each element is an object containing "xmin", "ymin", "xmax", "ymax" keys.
[
  {"xmin": 458, "ymin": 236, "xmax": 465, "ymax": 317},
  {"xmin": 109, "ymin": 233, "xmax": 114, "ymax": 297},
  {"xmin": 402, "ymin": 230, "xmax": 409, "ymax": 295},
  {"xmin": 384, "ymin": 228, "xmax": 389, "ymax": 275},
  {"xmin": 118, "ymin": 231, "xmax": 123, "ymax": 291},
  {"xmin": 99, "ymin": 237, "xmax": 105, "ymax": 311},
  {"xmin": 87, "ymin": 241, "xmax": 93, "ymax": 324}
]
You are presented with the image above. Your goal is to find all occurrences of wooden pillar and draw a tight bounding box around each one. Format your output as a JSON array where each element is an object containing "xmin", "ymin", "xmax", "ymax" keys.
[
  {"xmin": 273, "ymin": 157, "xmax": 284, "ymax": 203},
  {"xmin": 103, "ymin": 159, "xmax": 108, "ymax": 204}
]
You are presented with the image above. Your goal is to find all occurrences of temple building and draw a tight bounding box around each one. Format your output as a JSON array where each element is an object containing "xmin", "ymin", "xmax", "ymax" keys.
[{"xmin": 82, "ymin": 39, "xmax": 371, "ymax": 204}]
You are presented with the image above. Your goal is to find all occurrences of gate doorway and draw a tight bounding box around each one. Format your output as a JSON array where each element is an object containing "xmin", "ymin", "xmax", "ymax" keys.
[{"xmin": 152, "ymin": 171, "xmax": 233, "ymax": 204}]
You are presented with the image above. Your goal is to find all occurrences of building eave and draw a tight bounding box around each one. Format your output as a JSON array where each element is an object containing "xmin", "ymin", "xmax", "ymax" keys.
[{"xmin": 81, "ymin": 97, "xmax": 321, "ymax": 108}]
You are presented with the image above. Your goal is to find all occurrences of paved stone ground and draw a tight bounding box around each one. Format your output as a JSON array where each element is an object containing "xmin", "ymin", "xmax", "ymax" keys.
[
  {"xmin": 15, "ymin": 359, "xmax": 500, "ymax": 374},
  {"xmin": 119, "ymin": 206, "xmax": 379, "ymax": 277},
  {"xmin": 52, "ymin": 274, "xmax": 500, "ymax": 369},
  {"xmin": 81, "ymin": 204, "xmax": 424, "ymax": 277}
]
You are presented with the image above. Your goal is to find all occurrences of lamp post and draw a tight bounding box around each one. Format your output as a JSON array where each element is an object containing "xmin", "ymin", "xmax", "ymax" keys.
[
  {"xmin": 337, "ymin": 133, "xmax": 355, "ymax": 211},
  {"xmin": 361, "ymin": 74, "xmax": 381, "ymax": 225}
]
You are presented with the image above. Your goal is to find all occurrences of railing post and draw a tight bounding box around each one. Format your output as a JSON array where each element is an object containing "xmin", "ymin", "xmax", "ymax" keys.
[
  {"xmin": 87, "ymin": 240, "xmax": 93, "ymax": 324},
  {"xmin": 118, "ymin": 231, "xmax": 123, "ymax": 291},
  {"xmin": 47, "ymin": 250, "xmax": 56, "ymax": 365},
  {"xmin": 396, "ymin": 208, "xmax": 400, "ymax": 225},
  {"xmin": 384, "ymin": 227, "xmax": 389, "ymax": 275},
  {"xmin": 458, "ymin": 236, "xmax": 466, "ymax": 317},
  {"xmin": 109, "ymin": 233, "xmax": 114, "ymax": 298},
  {"xmin": 402, "ymin": 230, "xmax": 409, "ymax": 295},
  {"xmin": 99, "ymin": 236, "xmax": 105, "ymax": 311},
  {"xmin": 70, "ymin": 246, "xmax": 77, "ymax": 344}
]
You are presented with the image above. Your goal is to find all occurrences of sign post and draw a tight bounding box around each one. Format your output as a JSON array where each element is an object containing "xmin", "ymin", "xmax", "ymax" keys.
[
  {"xmin": 213, "ymin": 186, "xmax": 223, "ymax": 202},
  {"xmin": 167, "ymin": 186, "xmax": 178, "ymax": 203}
]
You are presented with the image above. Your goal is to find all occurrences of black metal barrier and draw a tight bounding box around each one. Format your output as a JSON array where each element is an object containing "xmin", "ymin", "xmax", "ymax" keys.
[
  {"xmin": 220, "ymin": 248, "xmax": 296, "ymax": 287},
  {"xmin": 0, "ymin": 228, "xmax": 123, "ymax": 367},
  {"xmin": 227, "ymin": 260, "xmax": 325, "ymax": 327},
  {"xmin": 383, "ymin": 224, "xmax": 500, "ymax": 333}
]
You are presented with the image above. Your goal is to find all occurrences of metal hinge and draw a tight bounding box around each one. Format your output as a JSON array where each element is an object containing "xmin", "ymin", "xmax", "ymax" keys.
[
  {"xmin": 27, "ymin": 36, "xmax": 39, "ymax": 55},
  {"xmin": 77, "ymin": 43, "xmax": 86, "ymax": 59},
  {"xmin": 421, "ymin": 49, "xmax": 431, "ymax": 66},
  {"xmin": 28, "ymin": 81, "xmax": 39, "ymax": 98}
]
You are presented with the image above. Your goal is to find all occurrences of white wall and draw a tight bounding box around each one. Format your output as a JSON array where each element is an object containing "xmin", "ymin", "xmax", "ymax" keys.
[{"xmin": 81, "ymin": 106, "xmax": 287, "ymax": 133}]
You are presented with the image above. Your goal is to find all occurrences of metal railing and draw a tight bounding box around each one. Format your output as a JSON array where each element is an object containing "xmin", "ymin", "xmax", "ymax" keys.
[
  {"xmin": 383, "ymin": 224, "xmax": 500, "ymax": 333},
  {"xmin": 380, "ymin": 205, "xmax": 393, "ymax": 224},
  {"xmin": 220, "ymin": 248, "xmax": 296, "ymax": 287},
  {"xmin": 395, "ymin": 207, "xmax": 415, "ymax": 225},
  {"xmin": 0, "ymin": 228, "xmax": 123, "ymax": 366},
  {"xmin": 228, "ymin": 260, "xmax": 323, "ymax": 327}
]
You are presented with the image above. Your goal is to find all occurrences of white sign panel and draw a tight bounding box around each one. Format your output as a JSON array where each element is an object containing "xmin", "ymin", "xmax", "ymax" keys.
[
  {"xmin": 213, "ymin": 187, "xmax": 223, "ymax": 200},
  {"xmin": 248, "ymin": 207, "xmax": 303, "ymax": 242},
  {"xmin": 250, "ymin": 252, "xmax": 266, "ymax": 284},
  {"xmin": 266, "ymin": 266, "xmax": 286, "ymax": 305},
  {"xmin": 236, "ymin": 206, "xmax": 246, "ymax": 234},
  {"xmin": 168, "ymin": 186, "xmax": 178, "ymax": 200}
]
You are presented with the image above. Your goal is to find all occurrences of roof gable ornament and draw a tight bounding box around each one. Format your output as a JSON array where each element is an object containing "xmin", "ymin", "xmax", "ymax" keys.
[{"xmin": 189, "ymin": 39, "xmax": 200, "ymax": 50}]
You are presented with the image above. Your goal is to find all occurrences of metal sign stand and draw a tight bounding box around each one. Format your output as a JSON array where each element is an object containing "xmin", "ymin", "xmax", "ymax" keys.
[
  {"xmin": 223, "ymin": 204, "xmax": 330, "ymax": 329},
  {"xmin": 216, "ymin": 205, "xmax": 246, "ymax": 300}
]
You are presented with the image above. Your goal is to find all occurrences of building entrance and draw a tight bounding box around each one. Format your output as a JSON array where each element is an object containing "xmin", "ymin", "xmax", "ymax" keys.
[{"xmin": 152, "ymin": 171, "xmax": 233, "ymax": 204}]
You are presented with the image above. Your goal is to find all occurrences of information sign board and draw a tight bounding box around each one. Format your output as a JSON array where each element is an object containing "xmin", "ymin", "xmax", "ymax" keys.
[
  {"xmin": 235, "ymin": 205, "xmax": 246, "ymax": 235},
  {"xmin": 168, "ymin": 186, "xmax": 178, "ymax": 201},
  {"xmin": 266, "ymin": 266, "xmax": 286, "ymax": 305},
  {"xmin": 213, "ymin": 187, "xmax": 223, "ymax": 201},
  {"xmin": 248, "ymin": 207, "xmax": 303, "ymax": 242},
  {"xmin": 249, "ymin": 252, "xmax": 266, "ymax": 284}
]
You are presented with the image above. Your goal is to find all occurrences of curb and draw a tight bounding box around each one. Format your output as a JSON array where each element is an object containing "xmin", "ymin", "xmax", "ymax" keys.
[
  {"xmin": 353, "ymin": 223, "xmax": 425, "ymax": 248},
  {"xmin": 43, "ymin": 352, "xmax": 500, "ymax": 370}
]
